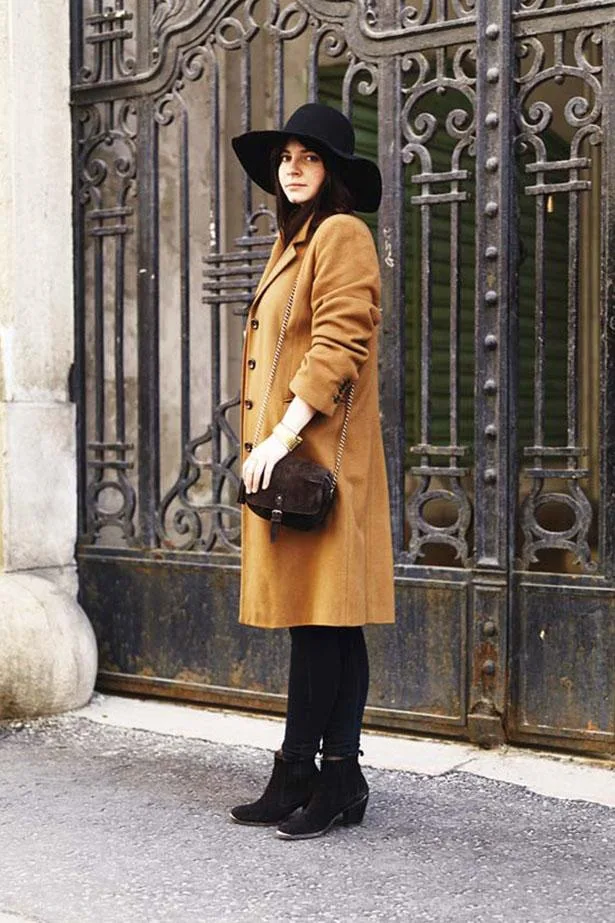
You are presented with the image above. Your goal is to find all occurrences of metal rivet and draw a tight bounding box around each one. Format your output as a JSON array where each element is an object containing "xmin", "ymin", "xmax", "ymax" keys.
[
  {"xmin": 486, "ymin": 156, "xmax": 499, "ymax": 173},
  {"xmin": 248, "ymin": 359, "xmax": 256, "ymax": 369},
  {"xmin": 485, "ymin": 201, "xmax": 499, "ymax": 217},
  {"xmin": 486, "ymin": 24, "xmax": 499, "ymax": 39},
  {"xmin": 484, "ymin": 468, "xmax": 497, "ymax": 484},
  {"xmin": 484, "ymin": 334, "xmax": 498, "ymax": 349},
  {"xmin": 485, "ymin": 290, "xmax": 498, "ymax": 305},
  {"xmin": 244, "ymin": 442, "xmax": 253, "ymax": 453},
  {"xmin": 485, "ymin": 424, "xmax": 497, "ymax": 438},
  {"xmin": 482, "ymin": 659, "xmax": 496, "ymax": 675},
  {"xmin": 250, "ymin": 319, "xmax": 259, "ymax": 330},
  {"xmin": 486, "ymin": 246, "xmax": 498, "ymax": 260},
  {"xmin": 487, "ymin": 67, "xmax": 499, "ymax": 83},
  {"xmin": 244, "ymin": 399, "xmax": 253, "ymax": 410},
  {"xmin": 483, "ymin": 620, "xmax": 497, "ymax": 637},
  {"xmin": 484, "ymin": 378, "xmax": 497, "ymax": 395},
  {"xmin": 485, "ymin": 111, "xmax": 499, "ymax": 128}
]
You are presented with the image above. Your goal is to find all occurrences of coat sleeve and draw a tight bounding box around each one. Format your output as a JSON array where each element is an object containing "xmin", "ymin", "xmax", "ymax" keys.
[{"xmin": 288, "ymin": 214, "xmax": 381, "ymax": 418}]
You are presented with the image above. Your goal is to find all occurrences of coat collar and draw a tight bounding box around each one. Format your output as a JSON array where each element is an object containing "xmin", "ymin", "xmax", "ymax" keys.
[{"xmin": 251, "ymin": 215, "xmax": 313, "ymax": 310}]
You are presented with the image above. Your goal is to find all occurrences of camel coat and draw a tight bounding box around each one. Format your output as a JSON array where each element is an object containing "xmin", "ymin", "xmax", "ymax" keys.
[{"xmin": 239, "ymin": 212, "xmax": 395, "ymax": 628}]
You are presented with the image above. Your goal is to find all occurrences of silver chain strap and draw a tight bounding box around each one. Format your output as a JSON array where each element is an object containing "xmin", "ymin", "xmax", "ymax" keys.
[
  {"xmin": 250, "ymin": 276, "xmax": 353, "ymax": 485},
  {"xmin": 332, "ymin": 381, "xmax": 353, "ymax": 489}
]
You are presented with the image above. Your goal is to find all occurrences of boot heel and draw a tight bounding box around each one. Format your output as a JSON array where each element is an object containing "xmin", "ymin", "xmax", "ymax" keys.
[{"xmin": 342, "ymin": 794, "xmax": 368, "ymax": 826}]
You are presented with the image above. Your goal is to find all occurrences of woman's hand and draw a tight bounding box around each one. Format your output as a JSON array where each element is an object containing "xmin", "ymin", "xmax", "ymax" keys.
[{"xmin": 242, "ymin": 434, "xmax": 289, "ymax": 494}]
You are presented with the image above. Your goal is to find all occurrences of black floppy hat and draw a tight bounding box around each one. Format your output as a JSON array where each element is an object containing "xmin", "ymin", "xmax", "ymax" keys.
[{"xmin": 231, "ymin": 103, "xmax": 382, "ymax": 213}]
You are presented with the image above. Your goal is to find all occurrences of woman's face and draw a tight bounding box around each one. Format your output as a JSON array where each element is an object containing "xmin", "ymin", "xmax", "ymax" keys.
[{"xmin": 278, "ymin": 138, "xmax": 327, "ymax": 205}]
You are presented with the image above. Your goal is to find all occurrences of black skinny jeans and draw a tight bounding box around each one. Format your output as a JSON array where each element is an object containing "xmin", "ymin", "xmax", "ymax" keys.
[{"xmin": 281, "ymin": 626, "xmax": 369, "ymax": 761}]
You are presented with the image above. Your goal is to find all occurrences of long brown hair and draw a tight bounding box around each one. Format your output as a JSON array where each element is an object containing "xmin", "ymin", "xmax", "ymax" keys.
[{"xmin": 270, "ymin": 139, "xmax": 356, "ymax": 247}]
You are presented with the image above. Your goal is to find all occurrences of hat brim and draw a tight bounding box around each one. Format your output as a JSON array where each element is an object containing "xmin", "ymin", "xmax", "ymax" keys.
[{"xmin": 231, "ymin": 130, "xmax": 382, "ymax": 213}]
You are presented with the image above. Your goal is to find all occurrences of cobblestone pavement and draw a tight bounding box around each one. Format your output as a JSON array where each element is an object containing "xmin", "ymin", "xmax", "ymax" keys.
[{"xmin": 0, "ymin": 715, "xmax": 613, "ymax": 923}]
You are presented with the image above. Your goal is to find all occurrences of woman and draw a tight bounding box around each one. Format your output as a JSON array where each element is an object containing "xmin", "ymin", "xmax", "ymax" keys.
[{"xmin": 230, "ymin": 103, "xmax": 395, "ymax": 840}]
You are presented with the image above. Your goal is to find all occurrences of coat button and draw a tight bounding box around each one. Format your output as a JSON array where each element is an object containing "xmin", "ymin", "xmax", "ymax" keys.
[
  {"xmin": 244, "ymin": 442, "xmax": 253, "ymax": 453},
  {"xmin": 245, "ymin": 399, "xmax": 253, "ymax": 410},
  {"xmin": 248, "ymin": 359, "xmax": 256, "ymax": 370},
  {"xmin": 250, "ymin": 319, "xmax": 259, "ymax": 330}
]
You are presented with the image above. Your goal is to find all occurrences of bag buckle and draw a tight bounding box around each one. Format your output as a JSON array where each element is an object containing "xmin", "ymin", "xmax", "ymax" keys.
[{"xmin": 270, "ymin": 495, "xmax": 283, "ymax": 542}]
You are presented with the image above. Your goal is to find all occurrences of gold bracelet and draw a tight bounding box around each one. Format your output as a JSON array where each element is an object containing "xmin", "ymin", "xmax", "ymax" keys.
[{"xmin": 273, "ymin": 422, "xmax": 303, "ymax": 452}]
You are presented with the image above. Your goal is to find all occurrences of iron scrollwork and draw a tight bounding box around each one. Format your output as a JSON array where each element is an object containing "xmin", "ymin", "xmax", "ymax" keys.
[
  {"xmin": 154, "ymin": 41, "xmax": 216, "ymax": 124},
  {"xmin": 516, "ymin": 28, "xmax": 603, "ymax": 573},
  {"xmin": 153, "ymin": 0, "xmax": 198, "ymax": 36},
  {"xmin": 363, "ymin": 0, "xmax": 378, "ymax": 27},
  {"xmin": 520, "ymin": 475, "xmax": 596, "ymax": 572},
  {"xmin": 156, "ymin": 394, "xmax": 244, "ymax": 553},
  {"xmin": 401, "ymin": 2, "xmax": 476, "ymax": 29},
  {"xmin": 214, "ymin": 1, "xmax": 260, "ymax": 48},
  {"xmin": 516, "ymin": 0, "xmax": 584, "ymax": 10},
  {"xmin": 358, "ymin": 0, "xmax": 477, "ymax": 34},
  {"xmin": 79, "ymin": 0, "xmax": 136, "ymax": 83},
  {"xmin": 409, "ymin": 474, "xmax": 472, "ymax": 564},
  {"xmin": 152, "ymin": 36, "xmax": 245, "ymax": 553},
  {"xmin": 78, "ymin": 101, "xmax": 138, "ymax": 543},
  {"xmin": 157, "ymin": 211, "xmax": 277, "ymax": 552},
  {"xmin": 266, "ymin": 2, "xmax": 310, "ymax": 41},
  {"xmin": 402, "ymin": 43, "xmax": 476, "ymax": 565}
]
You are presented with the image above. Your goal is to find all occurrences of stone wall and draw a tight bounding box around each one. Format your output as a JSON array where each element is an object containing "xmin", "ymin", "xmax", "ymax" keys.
[{"xmin": 0, "ymin": 0, "xmax": 96, "ymax": 716}]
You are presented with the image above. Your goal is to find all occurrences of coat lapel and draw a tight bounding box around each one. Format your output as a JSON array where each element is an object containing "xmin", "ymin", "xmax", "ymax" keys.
[{"xmin": 251, "ymin": 216, "xmax": 312, "ymax": 311}]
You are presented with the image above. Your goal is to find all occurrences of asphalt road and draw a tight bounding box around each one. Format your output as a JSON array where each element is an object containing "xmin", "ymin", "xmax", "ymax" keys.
[{"xmin": 0, "ymin": 715, "xmax": 613, "ymax": 923}]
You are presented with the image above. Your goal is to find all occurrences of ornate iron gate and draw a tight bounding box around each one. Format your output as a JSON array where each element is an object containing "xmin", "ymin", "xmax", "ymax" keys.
[{"xmin": 71, "ymin": 0, "xmax": 615, "ymax": 756}]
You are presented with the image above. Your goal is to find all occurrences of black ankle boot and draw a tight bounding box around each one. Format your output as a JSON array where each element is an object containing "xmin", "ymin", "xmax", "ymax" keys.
[
  {"xmin": 276, "ymin": 755, "xmax": 369, "ymax": 840},
  {"xmin": 230, "ymin": 751, "xmax": 319, "ymax": 826}
]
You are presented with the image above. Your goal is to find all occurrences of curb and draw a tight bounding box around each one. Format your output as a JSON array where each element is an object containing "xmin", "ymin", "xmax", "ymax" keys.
[{"xmin": 74, "ymin": 693, "xmax": 615, "ymax": 808}]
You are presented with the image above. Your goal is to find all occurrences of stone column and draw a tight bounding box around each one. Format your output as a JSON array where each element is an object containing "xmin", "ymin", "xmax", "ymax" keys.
[{"xmin": 0, "ymin": 0, "xmax": 97, "ymax": 717}]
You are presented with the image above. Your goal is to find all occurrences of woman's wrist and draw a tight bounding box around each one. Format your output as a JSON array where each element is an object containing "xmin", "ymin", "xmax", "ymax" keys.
[
  {"xmin": 279, "ymin": 419, "xmax": 299, "ymax": 436},
  {"xmin": 280, "ymin": 395, "xmax": 317, "ymax": 436},
  {"xmin": 273, "ymin": 422, "xmax": 303, "ymax": 452}
]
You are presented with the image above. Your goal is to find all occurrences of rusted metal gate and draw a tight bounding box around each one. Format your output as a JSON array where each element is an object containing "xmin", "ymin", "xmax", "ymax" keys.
[{"xmin": 71, "ymin": 0, "xmax": 615, "ymax": 757}]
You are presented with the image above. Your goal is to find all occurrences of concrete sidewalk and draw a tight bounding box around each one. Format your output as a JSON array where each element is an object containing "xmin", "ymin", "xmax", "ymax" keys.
[
  {"xmin": 75, "ymin": 694, "xmax": 615, "ymax": 808},
  {"xmin": 0, "ymin": 695, "xmax": 613, "ymax": 923}
]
